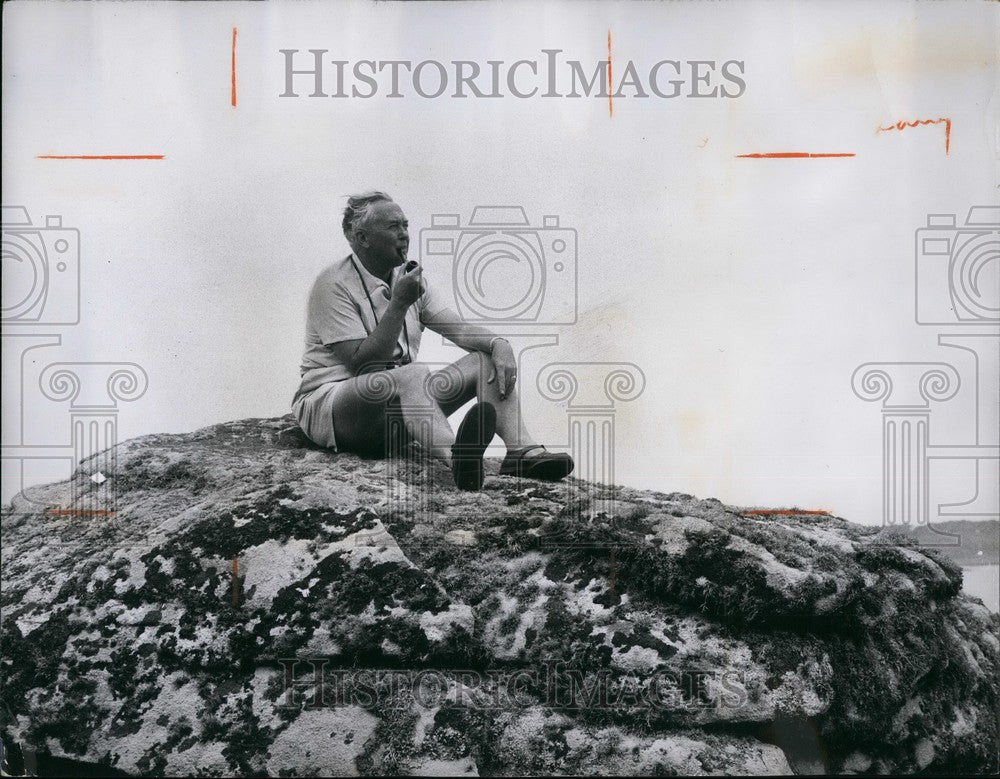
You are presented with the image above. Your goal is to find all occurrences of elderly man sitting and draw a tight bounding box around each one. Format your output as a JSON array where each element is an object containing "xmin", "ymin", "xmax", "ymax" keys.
[{"xmin": 291, "ymin": 191, "xmax": 574, "ymax": 490}]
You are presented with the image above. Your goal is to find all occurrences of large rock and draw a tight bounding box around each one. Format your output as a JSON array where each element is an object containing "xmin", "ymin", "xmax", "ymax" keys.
[{"xmin": 1, "ymin": 416, "xmax": 997, "ymax": 776}]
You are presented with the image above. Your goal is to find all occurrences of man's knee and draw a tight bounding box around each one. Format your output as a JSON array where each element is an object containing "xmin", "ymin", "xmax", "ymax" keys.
[
  {"xmin": 427, "ymin": 357, "xmax": 481, "ymax": 408},
  {"xmin": 353, "ymin": 363, "xmax": 429, "ymax": 405},
  {"xmin": 451, "ymin": 351, "xmax": 491, "ymax": 387},
  {"xmin": 392, "ymin": 363, "xmax": 444, "ymax": 410},
  {"xmin": 394, "ymin": 362, "xmax": 432, "ymax": 391},
  {"xmin": 468, "ymin": 352, "xmax": 495, "ymax": 391},
  {"xmin": 471, "ymin": 351, "xmax": 491, "ymax": 374}
]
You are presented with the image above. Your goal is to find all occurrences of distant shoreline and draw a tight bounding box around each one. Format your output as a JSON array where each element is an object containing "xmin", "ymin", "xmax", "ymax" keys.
[{"xmin": 893, "ymin": 519, "xmax": 998, "ymax": 568}]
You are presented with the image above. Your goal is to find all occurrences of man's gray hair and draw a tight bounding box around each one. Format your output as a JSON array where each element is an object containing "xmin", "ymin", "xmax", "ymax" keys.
[{"xmin": 343, "ymin": 191, "xmax": 393, "ymax": 242}]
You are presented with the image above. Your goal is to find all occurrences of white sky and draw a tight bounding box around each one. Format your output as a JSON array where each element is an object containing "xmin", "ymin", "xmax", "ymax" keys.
[{"xmin": 2, "ymin": 0, "xmax": 998, "ymax": 525}]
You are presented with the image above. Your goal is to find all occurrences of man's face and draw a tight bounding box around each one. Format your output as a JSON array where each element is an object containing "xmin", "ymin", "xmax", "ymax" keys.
[{"xmin": 358, "ymin": 200, "xmax": 409, "ymax": 267}]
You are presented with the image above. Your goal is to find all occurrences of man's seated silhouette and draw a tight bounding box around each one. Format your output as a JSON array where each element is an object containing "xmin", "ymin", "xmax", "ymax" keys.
[{"xmin": 292, "ymin": 191, "xmax": 574, "ymax": 490}]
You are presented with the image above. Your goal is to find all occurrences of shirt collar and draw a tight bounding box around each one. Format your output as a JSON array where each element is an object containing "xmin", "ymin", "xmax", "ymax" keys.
[{"xmin": 350, "ymin": 252, "xmax": 394, "ymax": 291}]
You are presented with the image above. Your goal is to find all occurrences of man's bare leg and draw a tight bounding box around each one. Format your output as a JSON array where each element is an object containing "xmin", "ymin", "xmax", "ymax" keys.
[
  {"xmin": 429, "ymin": 352, "xmax": 536, "ymax": 452},
  {"xmin": 332, "ymin": 363, "xmax": 456, "ymax": 463}
]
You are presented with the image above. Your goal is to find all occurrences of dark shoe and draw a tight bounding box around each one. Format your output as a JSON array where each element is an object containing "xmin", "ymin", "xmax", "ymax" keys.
[
  {"xmin": 452, "ymin": 402, "xmax": 497, "ymax": 491},
  {"xmin": 499, "ymin": 445, "xmax": 574, "ymax": 481}
]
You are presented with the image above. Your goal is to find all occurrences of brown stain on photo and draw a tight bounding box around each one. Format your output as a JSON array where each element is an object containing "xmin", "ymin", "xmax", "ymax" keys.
[
  {"xmin": 796, "ymin": 24, "xmax": 997, "ymax": 90},
  {"xmin": 677, "ymin": 409, "xmax": 705, "ymax": 450},
  {"xmin": 607, "ymin": 29, "xmax": 613, "ymax": 119}
]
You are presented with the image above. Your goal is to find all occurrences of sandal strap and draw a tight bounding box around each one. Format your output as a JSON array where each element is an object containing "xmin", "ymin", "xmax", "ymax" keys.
[{"xmin": 510, "ymin": 445, "xmax": 547, "ymax": 460}]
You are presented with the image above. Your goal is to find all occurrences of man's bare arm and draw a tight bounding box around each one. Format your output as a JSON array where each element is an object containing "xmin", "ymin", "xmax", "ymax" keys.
[
  {"xmin": 422, "ymin": 306, "xmax": 497, "ymax": 352},
  {"xmin": 423, "ymin": 307, "xmax": 518, "ymax": 398}
]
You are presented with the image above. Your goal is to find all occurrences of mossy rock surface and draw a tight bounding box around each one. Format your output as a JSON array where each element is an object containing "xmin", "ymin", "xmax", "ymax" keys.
[{"xmin": 2, "ymin": 416, "xmax": 997, "ymax": 776}]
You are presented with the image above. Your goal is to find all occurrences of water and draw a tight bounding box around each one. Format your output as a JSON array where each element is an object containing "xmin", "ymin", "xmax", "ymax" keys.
[{"xmin": 962, "ymin": 565, "xmax": 999, "ymax": 613}]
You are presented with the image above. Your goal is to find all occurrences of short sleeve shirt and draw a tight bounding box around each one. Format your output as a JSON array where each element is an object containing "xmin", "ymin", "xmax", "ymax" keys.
[{"xmin": 295, "ymin": 254, "xmax": 449, "ymax": 398}]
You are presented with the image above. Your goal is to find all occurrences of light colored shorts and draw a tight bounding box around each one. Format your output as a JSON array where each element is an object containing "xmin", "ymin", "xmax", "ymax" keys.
[{"xmin": 291, "ymin": 381, "xmax": 345, "ymax": 451}]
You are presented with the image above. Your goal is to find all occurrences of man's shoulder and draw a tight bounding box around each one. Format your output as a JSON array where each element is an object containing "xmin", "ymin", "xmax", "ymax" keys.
[
  {"xmin": 310, "ymin": 255, "xmax": 354, "ymax": 291},
  {"xmin": 315, "ymin": 254, "xmax": 353, "ymax": 279}
]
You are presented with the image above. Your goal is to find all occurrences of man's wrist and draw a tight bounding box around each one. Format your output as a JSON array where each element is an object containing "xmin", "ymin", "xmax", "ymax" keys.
[{"xmin": 387, "ymin": 297, "xmax": 411, "ymax": 315}]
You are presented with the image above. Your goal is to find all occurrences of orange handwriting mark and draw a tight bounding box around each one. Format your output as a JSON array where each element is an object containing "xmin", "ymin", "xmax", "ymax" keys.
[
  {"xmin": 46, "ymin": 509, "xmax": 117, "ymax": 516},
  {"xmin": 231, "ymin": 27, "xmax": 238, "ymax": 107},
  {"xmin": 743, "ymin": 509, "xmax": 831, "ymax": 516},
  {"xmin": 607, "ymin": 30, "xmax": 613, "ymax": 119},
  {"xmin": 736, "ymin": 152, "xmax": 856, "ymax": 159},
  {"xmin": 876, "ymin": 117, "xmax": 950, "ymax": 154},
  {"xmin": 231, "ymin": 557, "xmax": 240, "ymax": 606},
  {"xmin": 36, "ymin": 155, "xmax": 165, "ymax": 160}
]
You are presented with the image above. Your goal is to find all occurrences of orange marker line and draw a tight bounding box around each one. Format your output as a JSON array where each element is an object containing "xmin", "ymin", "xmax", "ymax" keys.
[
  {"xmin": 36, "ymin": 155, "xmax": 165, "ymax": 160},
  {"xmin": 46, "ymin": 509, "xmax": 118, "ymax": 516},
  {"xmin": 876, "ymin": 117, "xmax": 950, "ymax": 154},
  {"xmin": 607, "ymin": 30, "xmax": 613, "ymax": 119},
  {"xmin": 743, "ymin": 509, "xmax": 831, "ymax": 516},
  {"xmin": 736, "ymin": 153, "xmax": 855, "ymax": 159},
  {"xmin": 231, "ymin": 27, "xmax": 238, "ymax": 107}
]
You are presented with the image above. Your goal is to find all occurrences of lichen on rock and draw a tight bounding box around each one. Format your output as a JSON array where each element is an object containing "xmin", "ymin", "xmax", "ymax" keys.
[{"xmin": 1, "ymin": 416, "xmax": 997, "ymax": 776}]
